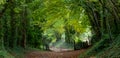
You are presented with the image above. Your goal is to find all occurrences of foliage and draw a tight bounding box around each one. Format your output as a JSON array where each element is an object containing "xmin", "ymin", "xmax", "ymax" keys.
[
  {"xmin": 27, "ymin": 0, "xmax": 91, "ymax": 49},
  {"xmin": 78, "ymin": 0, "xmax": 120, "ymax": 58},
  {"xmin": 0, "ymin": 50, "xmax": 14, "ymax": 58},
  {"xmin": 2, "ymin": 0, "xmax": 120, "ymax": 58},
  {"xmin": 0, "ymin": 0, "xmax": 91, "ymax": 53}
]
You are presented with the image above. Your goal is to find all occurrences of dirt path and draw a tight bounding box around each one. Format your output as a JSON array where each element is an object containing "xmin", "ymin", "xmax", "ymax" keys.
[{"xmin": 25, "ymin": 49, "xmax": 86, "ymax": 58}]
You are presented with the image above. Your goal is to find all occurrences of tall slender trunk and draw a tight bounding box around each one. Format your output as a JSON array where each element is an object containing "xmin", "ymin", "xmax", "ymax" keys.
[{"xmin": 20, "ymin": 6, "xmax": 27, "ymax": 48}]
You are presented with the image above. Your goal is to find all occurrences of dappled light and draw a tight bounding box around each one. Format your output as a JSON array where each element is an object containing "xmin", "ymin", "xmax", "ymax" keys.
[{"xmin": 0, "ymin": 0, "xmax": 120, "ymax": 58}]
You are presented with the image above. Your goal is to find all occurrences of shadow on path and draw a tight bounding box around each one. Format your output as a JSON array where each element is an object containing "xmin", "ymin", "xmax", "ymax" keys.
[{"xmin": 25, "ymin": 49, "xmax": 87, "ymax": 58}]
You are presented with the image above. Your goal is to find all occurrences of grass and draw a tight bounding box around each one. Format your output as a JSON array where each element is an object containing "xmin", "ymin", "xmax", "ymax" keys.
[{"xmin": 0, "ymin": 49, "xmax": 14, "ymax": 58}]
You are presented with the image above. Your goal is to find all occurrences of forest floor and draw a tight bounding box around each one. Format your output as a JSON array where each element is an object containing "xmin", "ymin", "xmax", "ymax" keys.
[{"xmin": 25, "ymin": 49, "xmax": 87, "ymax": 58}]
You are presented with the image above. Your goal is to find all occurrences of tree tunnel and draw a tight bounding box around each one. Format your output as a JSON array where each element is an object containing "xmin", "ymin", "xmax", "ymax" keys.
[{"xmin": 0, "ymin": 0, "xmax": 120, "ymax": 58}]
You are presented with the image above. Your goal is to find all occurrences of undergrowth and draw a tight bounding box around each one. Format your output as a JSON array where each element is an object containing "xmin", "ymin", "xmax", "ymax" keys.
[
  {"xmin": 79, "ymin": 34, "xmax": 120, "ymax": 58},
  {"xmin": 0, "ymin": 49, "xmax": 14, "ymax": 58}
]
